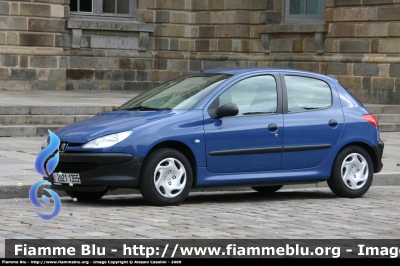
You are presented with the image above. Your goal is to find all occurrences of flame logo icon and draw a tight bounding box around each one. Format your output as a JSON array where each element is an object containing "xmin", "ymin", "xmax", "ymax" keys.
[
  {"xmin": 35, "ymin": 130, "xmax": 60, "ymax": 177},
  {"xmin": 30, "ymin": 130, "xmax": 62, "ymax": 220}
]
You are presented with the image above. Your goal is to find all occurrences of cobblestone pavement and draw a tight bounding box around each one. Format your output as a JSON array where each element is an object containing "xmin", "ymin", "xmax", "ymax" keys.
[{"xmin": 1, "ymin": 186, "xmax": 400, "ymax": 258}]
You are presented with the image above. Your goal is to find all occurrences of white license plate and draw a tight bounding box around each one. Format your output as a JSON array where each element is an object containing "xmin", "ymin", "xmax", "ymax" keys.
[{"xmin": 53, "ymin": 173, "xmax": 81, "ymax": 184}]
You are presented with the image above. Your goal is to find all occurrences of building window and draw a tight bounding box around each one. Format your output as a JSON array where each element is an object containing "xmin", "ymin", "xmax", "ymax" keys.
[
  {"xmin": 284, "ymin": 0, "xmax": 326, "ymax": 21},
  {"xmin": 70, "ymin": 0, "xmax": 135, "ymax": 17}
]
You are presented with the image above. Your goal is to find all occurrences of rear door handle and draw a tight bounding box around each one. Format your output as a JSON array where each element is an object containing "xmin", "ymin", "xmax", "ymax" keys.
[
  {"xmin": 268, "ymin": 124, "xmax": 278, "ymax": 131},
  {"xmin": 329, "ymin": 119, "xmax": 338, "ymax": 127}
]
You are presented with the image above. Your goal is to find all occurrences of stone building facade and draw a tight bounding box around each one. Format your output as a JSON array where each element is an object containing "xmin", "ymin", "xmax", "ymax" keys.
[{"xmin": 0, "ymin": 0, "xmax": 400, "ymax": 104}]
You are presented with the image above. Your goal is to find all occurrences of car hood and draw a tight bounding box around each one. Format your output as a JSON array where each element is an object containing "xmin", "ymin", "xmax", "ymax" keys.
[{"xmin": 54, "ymin": 110, "xmax": 188, "ymax": 143}]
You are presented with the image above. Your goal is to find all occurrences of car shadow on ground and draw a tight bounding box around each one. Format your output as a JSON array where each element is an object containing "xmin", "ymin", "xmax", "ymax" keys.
[
  {"xmin": 185, "ymin": 190, "xmax": 337, "ymax": 204},
  {"xmin": 61, "ymin": 189, "xmax": 337, "ymax": 207}
]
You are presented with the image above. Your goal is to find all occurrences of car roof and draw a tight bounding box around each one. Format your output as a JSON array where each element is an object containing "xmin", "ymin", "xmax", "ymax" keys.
[{"xmin": 199, "ymin": 67, "xmax": 339, "ymax": 83}]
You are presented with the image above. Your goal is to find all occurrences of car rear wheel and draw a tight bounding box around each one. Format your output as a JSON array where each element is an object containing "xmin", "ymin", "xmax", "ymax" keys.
[
  {"xmin": 328, "ymin": 146, "xmax": 373, "ymax": 198},
  {"xmin": 251, "ymin": 185, "xmax": 283, "ymax": 193},
  {"xmin": 65, "ymin": 188, "xmax": 109, "ymax": 201},
  {"xmin": 139, "ymin": 148, "xmax": 193, "ymax": 206}
]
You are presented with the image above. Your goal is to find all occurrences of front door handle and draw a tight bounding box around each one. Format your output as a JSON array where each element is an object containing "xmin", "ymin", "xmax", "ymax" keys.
[
  {"xmin": 268, "ymin": 124, "xmax": 278, "ymax": 131},
  {"xmin": 329, "ymin": 119, "xmax": 338, "ymax": 127}
]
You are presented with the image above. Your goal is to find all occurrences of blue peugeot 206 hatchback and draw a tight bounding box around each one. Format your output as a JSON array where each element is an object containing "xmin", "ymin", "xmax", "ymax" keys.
[{"xmin": 41, "ymin": 68, "xmax": 384, "ymax": 206}]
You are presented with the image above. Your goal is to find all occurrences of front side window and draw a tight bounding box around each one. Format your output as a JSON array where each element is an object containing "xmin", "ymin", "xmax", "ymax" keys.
[
  {"xmin": 70, "ymin": 0, "xmax": 135, "ymax": 17},
  {"xmin": 285, "ymin": 76, "xmax": 332, "ymax": 113},
  {"xmin": 117, "ymin": 74, "xmax": 231, "ymax": 111},
  {"xmin": 285, "ymin": 0, "xmax": 326, "ymax": 21},
  {"xmin": 213, "ymin": 75, "xmax": 278, "ymax": 117}
]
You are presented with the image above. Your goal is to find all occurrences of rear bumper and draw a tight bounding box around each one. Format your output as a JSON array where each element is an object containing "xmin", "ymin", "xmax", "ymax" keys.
[
  {"xmin": 372, "ymin": 140, "xmax": 384, "ymax": 173},
  {"xmin": 43, "ymin": 153, "xmax": 144, "ymax": 191}
]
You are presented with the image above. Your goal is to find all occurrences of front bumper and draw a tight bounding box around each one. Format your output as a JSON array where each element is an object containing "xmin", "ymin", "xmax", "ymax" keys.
[
  {"xmin": 372, "ymin": 140, "xmax": 384, "ymax": 173},
  {"xmin": 43, "ymin": 153, "xmax": 144, "ymax": 191}
]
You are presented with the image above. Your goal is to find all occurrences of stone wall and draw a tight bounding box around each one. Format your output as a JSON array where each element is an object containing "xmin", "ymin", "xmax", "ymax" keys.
[
  {"xmin": 0, "ymin": 0, "xmax": 69, "ymax": 91},
  {"xmin": 136, "ymin": 0, "xmax": 276, "ymax": 82},
  {"xmin": 324, "ymin": 0, "xmax": 400, "ymax": 104},
  {"xmin": 126, "ymin": 0, "xmax": 400, "ymax": 104},
  {"xmin": 0, "ymin": 0, "xmax": 155, "ymax": 92},
  {"xmin": 1, "ymin": 0, "xmax": 400, "ymax": 104},
  {"xmin": 258, "ymin": 0, "xmax": 400, "ymax": 104},
  {"xmin": 136, "ymin": 0, "xmax": 193, "ymax": 82}
]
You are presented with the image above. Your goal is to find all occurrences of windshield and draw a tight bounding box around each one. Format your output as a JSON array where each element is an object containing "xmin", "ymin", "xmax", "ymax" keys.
[{"xmin": 117, "ymin": 74, "xmax": 231, "ymax": 111}]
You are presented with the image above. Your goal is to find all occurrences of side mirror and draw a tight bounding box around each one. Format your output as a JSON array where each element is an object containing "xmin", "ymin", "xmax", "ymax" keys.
[{"xmin": 215, "ymin": 103, "xmax": 239, "ymax": 118}]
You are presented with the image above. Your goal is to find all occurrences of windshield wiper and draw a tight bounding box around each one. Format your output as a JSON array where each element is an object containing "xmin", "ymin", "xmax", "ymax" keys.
[{"xmin": 123, "ymin": 106, "xmax": 172, "ymax": 111}]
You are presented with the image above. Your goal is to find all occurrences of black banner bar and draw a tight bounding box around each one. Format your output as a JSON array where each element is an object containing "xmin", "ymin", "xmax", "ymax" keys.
[{"xmin": 4, "ymin": 239, "xmax": 400, "ymax": 259}]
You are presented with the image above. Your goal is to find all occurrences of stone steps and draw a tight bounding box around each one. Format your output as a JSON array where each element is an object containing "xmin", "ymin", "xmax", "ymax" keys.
[
  {"xmin": 0, "ymin": 106, "xmax": 113, "ymax": 115},
  {"xmin": 364, "ymin": 105, "xmax": 400, "ymax": 115},
  {"xmin": 379, "ymin": 123, "xmax": 400, "ymax": 132},
  {"xmin": 365, "ymin": 104, "xmax": 400, "ymax": 132},
  {"xmin": 0, "ymin": 106, "xmax": 112, "ymax": 137},
  {"xmin": 0, "ymin": 125, "xmax": 66, "ymax": 137},
  {"xmin": 374, "ymin": 114, "xmax": 400, "ymax": 123},
  {"xmin": 0, "ymin": 115, "xmax": 92, "ymax": 125}
]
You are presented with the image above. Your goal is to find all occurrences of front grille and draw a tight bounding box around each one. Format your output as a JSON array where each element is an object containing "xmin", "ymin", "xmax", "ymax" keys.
[
  {"xmin": 67, "ymin": 143, "xmax": 83, "ymax": 147},
  {"xmin": 54, "ymin": 162, "xmax": 98, "ymax": 173}
]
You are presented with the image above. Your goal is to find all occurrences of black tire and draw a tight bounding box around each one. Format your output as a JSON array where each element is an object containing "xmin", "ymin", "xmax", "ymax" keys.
[
  {"xmin": 139, "ymin": 148, "xmax": 193, "ymax": 206},
  {"xmin": 65, "ymin": 188, "xmax": 109, "ymax": 201},
  {"xmin": 327, "ymin": 146, "xmax": 373, "ymax": 198},
  {"xmin": 252, "ymin": 185, "xmax": 283, "ymax": 193}
]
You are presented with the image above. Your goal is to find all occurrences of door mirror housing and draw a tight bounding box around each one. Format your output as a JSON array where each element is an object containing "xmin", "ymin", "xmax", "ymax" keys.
[{"xmin": 215, "ymin": 103, "xmax": 239, "ymax": 118}]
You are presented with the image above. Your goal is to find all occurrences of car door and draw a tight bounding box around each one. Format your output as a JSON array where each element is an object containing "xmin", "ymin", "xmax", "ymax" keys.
[
  {"xmin": 281, "ymin": 74, "xmax": 345, "ymax": 170},
  {"xmin": 203, "ymin": 74, "xmax": 283, "ymax": 173}
]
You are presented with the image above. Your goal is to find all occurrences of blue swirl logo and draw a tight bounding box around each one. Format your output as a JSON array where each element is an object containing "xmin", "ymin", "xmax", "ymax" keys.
[
  {"xmin": 29, "ymin": 180, "xmax": 61, "ymax": 220},
  {"xmin": 30, "ymin": 130, "xmax": 62, "ymax": 220}
]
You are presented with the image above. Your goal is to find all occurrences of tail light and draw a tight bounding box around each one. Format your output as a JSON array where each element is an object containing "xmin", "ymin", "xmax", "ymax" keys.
[{"xmin": 363, "ymin": 114, "xmax": 379, "ymax": 128}]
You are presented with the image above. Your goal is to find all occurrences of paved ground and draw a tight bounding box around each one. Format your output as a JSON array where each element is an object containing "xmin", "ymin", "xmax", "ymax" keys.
[{"xmin": 1, "ymin": 186, "xmax": 400, "ymax": 258}]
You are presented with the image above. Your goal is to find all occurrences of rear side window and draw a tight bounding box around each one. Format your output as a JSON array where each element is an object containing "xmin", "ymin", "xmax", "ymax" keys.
[{"xmin": 285, "ymin": 76, "xmax": 332, "ymax": 113}]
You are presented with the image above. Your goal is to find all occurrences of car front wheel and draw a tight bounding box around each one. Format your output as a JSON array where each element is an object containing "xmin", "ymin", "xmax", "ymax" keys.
[
  {"xmin": 139, "ymin": 148, "xmax": 193, "ymax": 206},
  {"xmin": 328, "ymin": 146, "xmax": 373, "ymax": 198}
]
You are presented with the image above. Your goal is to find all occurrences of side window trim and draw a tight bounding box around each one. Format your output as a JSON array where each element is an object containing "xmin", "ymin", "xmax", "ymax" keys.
[
  {"xmin": 280, "ymin": 74, "xmax": 333, "ymax": 115},
  {"xmin": 207, "ymin": 73, "xmax": 283, "ymax": 118}
]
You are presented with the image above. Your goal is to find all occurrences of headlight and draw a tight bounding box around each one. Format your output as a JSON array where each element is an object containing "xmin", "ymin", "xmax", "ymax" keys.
[
  {"xmin": 41, "ymin": 136, "xmax": 49, "ymax": 149},
  {"xmin": 82, "ymin": 131, "xmax": 133, "ymax": 149}
]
